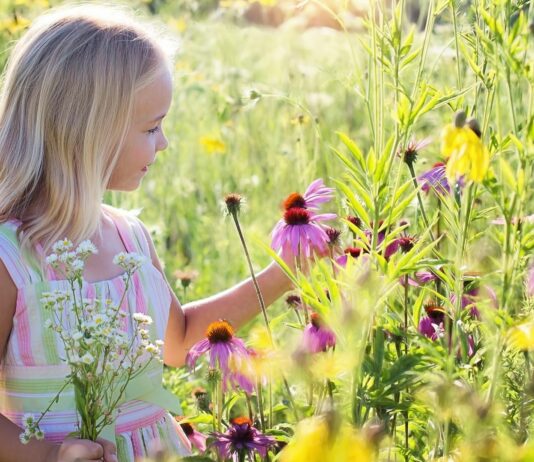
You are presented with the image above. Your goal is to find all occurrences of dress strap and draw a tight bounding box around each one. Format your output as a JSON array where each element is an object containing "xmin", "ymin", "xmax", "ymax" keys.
[
  {"xmin": 111, "ymin": 212, "xmax": 151, "ymax": 258},
  {"xmin": 0, "ymin": 221, "xmax": 40, "ymax": 289}
]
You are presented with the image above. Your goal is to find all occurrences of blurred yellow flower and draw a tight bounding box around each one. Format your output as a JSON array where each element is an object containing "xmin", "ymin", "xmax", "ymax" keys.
[
  {"xmin": 442, "ymin": 123, "xmax": 489, "ymax": 183},
  {"xmin": 309, "ymin": 351, "xmax": 351, "ymax": 381},
  {"xmin": 199, "ymin": 135, "xmax": 226, "ymax": 154},
  {"xmin": 280, "ymin": 417, "xmax": 374, "ymax": 462},
  {"xmin": 508, "ymin": 320, "xmax": 534, "ymax": 351},
  {"xmin": 167, "ymin": 17, "xmax": 187, "ymax": 33},
  {"xmin": 290, "ymin": 114, "xmax": 310, "ymax": 126},
  {"xmin": 0, "ymin": 15, "xmax": 30, "ymax": 35}
]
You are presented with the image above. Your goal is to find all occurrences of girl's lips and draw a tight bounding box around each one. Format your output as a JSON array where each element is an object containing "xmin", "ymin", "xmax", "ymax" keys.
[{"xmin": 142, "ymin": 166, "xmax": 148, "ymax": 172}]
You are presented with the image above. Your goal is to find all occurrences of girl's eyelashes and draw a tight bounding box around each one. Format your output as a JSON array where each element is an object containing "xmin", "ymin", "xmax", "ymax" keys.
[{"xmin": 147, "ymin": 125, "xmax": 160, "ymax": 135}]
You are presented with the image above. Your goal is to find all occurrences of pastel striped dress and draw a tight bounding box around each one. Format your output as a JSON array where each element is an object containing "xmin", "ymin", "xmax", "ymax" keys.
[{"xmin": 0, "ymin": 210, "xmax": 192, "ymax": 461}]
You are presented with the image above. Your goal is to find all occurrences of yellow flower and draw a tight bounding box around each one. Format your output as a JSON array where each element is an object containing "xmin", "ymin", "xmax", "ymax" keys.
[
  {"xmin": 280, "ymin": 417, "xmax": 374, "ymax": 462},
  {"xmin": 442, "ymin": 123, "xmax": 489, "ymax": 183},
  {"xmin": 508, "ymin": 320, "xmax": 534, "ymax": 351},
  {"xmin": 199, "ymin": 135, "xmax": 226, "ymax": 154}
]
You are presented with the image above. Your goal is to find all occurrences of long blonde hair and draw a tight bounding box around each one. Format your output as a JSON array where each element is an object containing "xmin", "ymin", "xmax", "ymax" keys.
[{"xmin": 0, "ymin": 4, "xmax": 175, "ymax": 257}]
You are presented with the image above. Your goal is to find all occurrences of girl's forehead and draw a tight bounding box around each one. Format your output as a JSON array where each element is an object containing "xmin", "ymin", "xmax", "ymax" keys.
[{"xmin": 134, "ymin": 67, "xmax": 173, "ymax": 123}]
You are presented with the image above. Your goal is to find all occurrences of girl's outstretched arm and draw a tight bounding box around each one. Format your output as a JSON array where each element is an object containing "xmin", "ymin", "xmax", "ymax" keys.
[{"xmin": 140, "ymin": 226, "xmax": 293, "ymax": 368}]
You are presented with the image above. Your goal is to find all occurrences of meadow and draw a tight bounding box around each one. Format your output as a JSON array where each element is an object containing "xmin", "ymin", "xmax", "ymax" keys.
[{"xmin": 3, "ymin": 0, "xmax": 534, "ymax": 460}]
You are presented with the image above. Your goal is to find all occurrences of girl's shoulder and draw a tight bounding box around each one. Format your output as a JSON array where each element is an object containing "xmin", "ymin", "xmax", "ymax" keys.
[
  {"xmin": 0, "ymin": 219, "xmax": 22, "ymax": 248},
  {"xmin": 102, "ymin": 204, "xmax": 151, "ymax": 257},
  {"xmin": 102, "ymin": 204, "xmax": 145, "ymax": 228}
]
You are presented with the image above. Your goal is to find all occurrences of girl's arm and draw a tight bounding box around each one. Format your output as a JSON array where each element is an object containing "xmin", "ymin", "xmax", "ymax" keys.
[{"xmin": 140, "ymin": 227, "xmax": 293, "ymax": 368}]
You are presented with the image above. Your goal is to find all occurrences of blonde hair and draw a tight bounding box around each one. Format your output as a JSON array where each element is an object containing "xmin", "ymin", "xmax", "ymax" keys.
[{"xmin": 0, "ymin": 4, "xmax": 176, "ymax": 257}]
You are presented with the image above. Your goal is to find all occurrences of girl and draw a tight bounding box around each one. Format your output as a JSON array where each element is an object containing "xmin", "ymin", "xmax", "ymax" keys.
[{"xmin": 0, "ymin": 4, "xmax": 292, "ymax": 462}]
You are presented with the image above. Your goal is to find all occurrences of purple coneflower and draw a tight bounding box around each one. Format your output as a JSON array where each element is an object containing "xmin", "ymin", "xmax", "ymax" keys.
[
  {"xmin": 186, "ymin": 320, "xmax": 252, "ymax": 392},
  {"xmin": 401, "ymin": 270, "xmax": 438, "ymax": 287},
  {"xmin": 418, "ymin": 304, "xmax": 446, "ymax": 340},
  {"xmin": 384, "ymin": 236, "xmax": 416, "ymax": 260},
  {"xmin": 271, "ymin": 207, "xmax": 336, "ymax": 257},
  {"xmin": 336, "ymin": 247, "xmax": 363, "ymax": 267},
  {"xmin": 176, "ymin": 418, "xmax": 207, "ymax": 453},
  {"xmin": 301, "ymin": 313, "xmax": 336, "ymax": 353},
  {"xmin": 282, "ymin": 179, "xmax": 334, "ymax": 212},
  {"xmin": 301, "ymin": 178, "xmax": 335, "ymax": 210},
  {"xmin": 212, "ymin": 417, "xmax": 277, "ymax": 461},
  {"xmin": 451, "ymin": 278, "xmax": 498, "ymax": 319},
  {"xmin": 418, "ymin": 162, "xmax": 451, "ymax": 195}
]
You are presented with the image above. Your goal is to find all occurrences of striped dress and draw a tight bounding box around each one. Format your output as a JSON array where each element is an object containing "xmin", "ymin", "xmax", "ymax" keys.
[{"xmin": 0, "ymin": 209, "xmax": 191, "ymax": 461}]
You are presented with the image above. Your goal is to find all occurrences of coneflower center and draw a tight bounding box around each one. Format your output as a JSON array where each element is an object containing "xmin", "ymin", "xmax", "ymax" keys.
[
  {"xmin": 206, "ymin": 320, "xmax": 234, "ymax": 343},
  {"xmin": 344, "ymin": 247, "xmax": 362, "ymax": 258},
  {"xmin": 284, "ymin": 207, "xmax": 310, "ymax": 225},
  {"xmin": 310, "ymin": 312, "xmax": 323, "ymax": 328},
  {"xmin": 424, "ymin": 304, "xmax": 445, "ymax": 321},
  {"xmin": 179, "ymin": 421, "xmax": 194, "ymax": 436},
  {"xmin": 232, "ymin": 416, "xmax": 253, "ymax": 426},
  {"xmin": 283, "ymin": 192, "xmax": 306, "ymax": 210}
]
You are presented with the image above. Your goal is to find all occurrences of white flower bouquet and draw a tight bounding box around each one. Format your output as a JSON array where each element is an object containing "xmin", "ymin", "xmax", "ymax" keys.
[{"xmin": 20, "ymin": 239, "xmax": 164, "ymax": 443}]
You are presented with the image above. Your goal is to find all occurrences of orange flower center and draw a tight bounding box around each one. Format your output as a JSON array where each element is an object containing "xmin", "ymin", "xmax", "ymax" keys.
[
  {"xmin": 206, "ymin": 320, "xmax": 234, "ymax": 343},
  {"xmin": 283, "ymin": 192, "xmax": 306, "ymax": 210},
  {"xmin": 232, "ymin": 416, "xmax": 252, "ymax": 426}
]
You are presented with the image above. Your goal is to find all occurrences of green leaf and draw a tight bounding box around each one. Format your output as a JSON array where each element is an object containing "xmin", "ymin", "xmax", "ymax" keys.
[
  {"xmin": 333, "ymin": 179, "xmax": 371, "ymax": 227},
  {"xmin": 337, "ymin": 132, "xmax": 365, "ymax": 170}
]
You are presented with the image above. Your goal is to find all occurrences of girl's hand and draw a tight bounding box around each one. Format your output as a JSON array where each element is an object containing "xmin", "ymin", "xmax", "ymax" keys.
[{"xmin": 46, "ymin": 438, "xmax": 117, "ymax": 462}]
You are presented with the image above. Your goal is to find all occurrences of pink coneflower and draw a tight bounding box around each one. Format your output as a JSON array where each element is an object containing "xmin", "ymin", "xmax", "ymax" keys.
[
  {"xmin": 401, "ymin": 270, "xmax": 438, "ymax": 287},
  {"xmin": 302, "ymin": 178, "xmax": 335, "ymax": 210},
  {"xmin": 282, "ymin": 179, "xmax": 334, "ymax": 211},
  {"xmin": 271, "ymin": 207, "xmax": 336, "ymax": 257},
  {"xmin": 212, "ymin": 417, "xmax": 277, "ymax": 461},
  {"xmin": 336, "ymin": 247, "xmax": 363, "ymax": 267},
  {"xmin": 451, "ymin": 278, "xmax": 498, "ymax": 319},
  {"xmin": 301, "ymin": 313, "xmax": 336, "ymax": 353},
  {"xmin": 176, "ymin": 418, "xmax": 207, "ymax": 453},
  {"xmin": 186, "ymin": 320, "xmax": 252, "ymax": 393},
  {"xmin": 418, "ymin": 162, "xmax": 451, "ymax": 195},
  {"xmin": 384, "ymin": 236, "xmax": 416, "ymax": 260},
  {"xmin": 418, "ymin": 304, "xmax": 446, "ymax": 340}
]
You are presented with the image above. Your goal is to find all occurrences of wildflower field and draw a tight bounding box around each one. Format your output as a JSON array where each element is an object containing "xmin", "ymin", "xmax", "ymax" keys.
[{"xmin": 4, "ymin": 0, "xmax": 534, "ymax": 460}]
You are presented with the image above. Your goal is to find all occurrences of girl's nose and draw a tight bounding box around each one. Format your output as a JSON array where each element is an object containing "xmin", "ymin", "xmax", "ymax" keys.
[{"xmin": 156, "ymin": 132, "xmax": 168, "ymax": 152}]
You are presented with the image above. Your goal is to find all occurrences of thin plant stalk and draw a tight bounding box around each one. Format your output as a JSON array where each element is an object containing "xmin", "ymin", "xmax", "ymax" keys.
[
  {"xmin": 226, "ymin": 202, "xmax": 300, "ymax": 422},
  {"xmin": 228, "ymin": 210, "xmax": 273, "ymax": 342}
]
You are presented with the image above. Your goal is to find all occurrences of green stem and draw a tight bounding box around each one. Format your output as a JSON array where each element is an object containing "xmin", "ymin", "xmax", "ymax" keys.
[
  {"xmin": 407, "ymin": 162, "xmax": 435, "ymax": 241},
  {"xmin": 230, "ymin": 212, "xmax": 273, "ymax": 343}
]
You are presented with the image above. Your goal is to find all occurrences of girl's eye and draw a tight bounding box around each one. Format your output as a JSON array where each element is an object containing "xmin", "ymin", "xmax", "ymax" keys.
[{"xmin": 147, "ymin": 126, "xmax": 160, "ymax": 135}]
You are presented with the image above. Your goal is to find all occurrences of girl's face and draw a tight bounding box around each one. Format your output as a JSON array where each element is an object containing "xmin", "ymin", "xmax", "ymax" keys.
[{"xmin": 108, "ymin": 65, "xmax": 173, "ymax": 191}]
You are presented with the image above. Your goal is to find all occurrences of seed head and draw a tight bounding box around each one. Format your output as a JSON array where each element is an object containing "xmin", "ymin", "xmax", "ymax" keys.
[
  {"xmin": 325, "ymin": 227, "xmax": 341, "ymax": 246},
  {"xmin": 286, "ymin": 294, "xmax": 302, "ymax": 308},
  {"xmin": 346, "ymin": 215, "xmax": 362, "ymax": 229},
  {"xmin": 224, "ymin": 193, "xmax": 243, "ymax": 216},
  {"xmin": 466, "ymin": 117, "xmax": 482, "ymax": 138},
  {"xmin": 174, "ymin": 269, "xmax": 199, "ymax": 289},
  {"xmin": 454, "ymin": 110, "xmax": 467, "ymax": 128}
]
